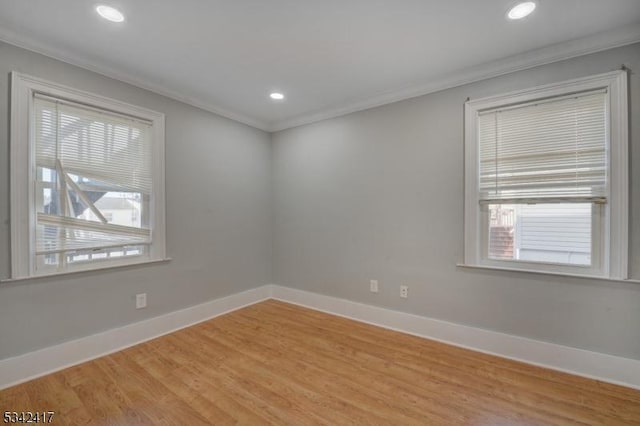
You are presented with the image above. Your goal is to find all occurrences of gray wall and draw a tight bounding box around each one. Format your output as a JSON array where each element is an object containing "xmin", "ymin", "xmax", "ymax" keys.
[
  {"xmin": 0, "ymin": 41, "xmax": 273, "ymax": 359},
  {"xmin": 2, "ymin": 40, "xmax": 639, "ymax": 363},
  {"xmin": 272, "ymin": 43, "xmax": 640, "ymax": 360}
]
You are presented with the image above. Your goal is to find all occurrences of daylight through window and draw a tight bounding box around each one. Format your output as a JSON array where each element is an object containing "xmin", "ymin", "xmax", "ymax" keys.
[
  {"xmin": 464, "ymin": 71, "xmax": 628, "ymax": 279},
  {"xmin": 34, "ymin": 95, "xmax": 152, "ymax": 270},
  {"xmin": 10, "ymin": 73, "xmax": 166, "ymax": 278}
]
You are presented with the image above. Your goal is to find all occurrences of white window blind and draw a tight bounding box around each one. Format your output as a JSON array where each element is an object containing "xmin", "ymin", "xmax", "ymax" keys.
[
  {"xmin": 478, "ymin": 90, "xmax": 607, "ymax": 204},
  {"xmin": 35, "ymin": 94, "xmax": 153, "ymax": 194},
  {"xmin": 34, "ymin": 94, "xmax": 152, "ymax": 255}
]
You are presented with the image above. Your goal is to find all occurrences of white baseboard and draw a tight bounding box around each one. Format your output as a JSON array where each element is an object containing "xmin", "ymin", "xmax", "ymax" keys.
[
  {"xmin": 0, "ymin": 285, "xmax": 272, "ymax": 390},
  {"xmin": 3, "ymin": 283, "xmax": 639, "ymax": 391},
  {"xmin": 270, "ymin": 285, "xmax": 640, "ymax": 390}
]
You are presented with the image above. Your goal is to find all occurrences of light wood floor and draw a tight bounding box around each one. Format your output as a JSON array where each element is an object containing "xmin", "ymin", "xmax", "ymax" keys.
[{"xmin": 1, "ymin": 300, "xmax": 639, "ymax": 425}]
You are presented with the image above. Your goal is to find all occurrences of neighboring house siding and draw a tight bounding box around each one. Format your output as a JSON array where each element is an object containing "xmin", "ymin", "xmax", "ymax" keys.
[{"xmin": 517, "ymin": 204, "xmax": 591, "ymax": 265}]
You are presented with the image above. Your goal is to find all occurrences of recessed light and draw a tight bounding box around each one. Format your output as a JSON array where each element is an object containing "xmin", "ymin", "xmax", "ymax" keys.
[
  {"xmin": 507, "ymin": 1, "xmax": 537, "ymax": 20},
  {"xmin": 96, "ymin": 5, "xmax": 125, "ymax": 23},
  {"xmin": 270, "ymin": 92, "xmax": 285, "ymax": 100}
]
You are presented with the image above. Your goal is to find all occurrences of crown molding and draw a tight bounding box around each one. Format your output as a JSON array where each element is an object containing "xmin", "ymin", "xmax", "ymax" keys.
[
  {"xmin": 0, "ymin": 27, "xmax": 271, "ymax": 131},
  {"xmin": 1, "ymin": 23, "xmax": 638, "ymax": 134},
  {"xmin": 269, "ymin": 24, "xmax": 640, "ymax": 132}
]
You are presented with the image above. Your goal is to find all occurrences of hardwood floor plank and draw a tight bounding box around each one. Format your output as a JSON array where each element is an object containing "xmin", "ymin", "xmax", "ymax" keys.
[
  {"xmin": 254, "ymin": 301, "xmax": 640, "ymax": 420},
  {"xmin": 230, "ymin": 307, "xmax": 582, "ymax": 423},
  {"xmin": 204, "ymin": 314, "xmax": 479, "ymax": 424},
  {"xmin": 268, "ymin": 300, "xmax": 640, "ymax": 404},
  {"xmin": 1, "ymin": 299, "xmax": 639, "ymax": 425},
  {"xmin": 219, "ymin": 309, "xmax": 564, "ymax": 425},
  {"xmin": 0, "ymin": 386, "xmax": 33, "ymax": 415},
  {"xmin": 181, "ymin": 328, "xmax": 409, "ymax": 425}
]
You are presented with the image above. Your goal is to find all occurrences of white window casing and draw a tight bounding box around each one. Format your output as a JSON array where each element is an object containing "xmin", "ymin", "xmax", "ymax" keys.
[
  {"xmin": 10, "ymin": 72, "xmax": 167, "ymax": 279},
  {"xmin": 464, "ymin": 71, "xmax": 628, "ymax": 280}
]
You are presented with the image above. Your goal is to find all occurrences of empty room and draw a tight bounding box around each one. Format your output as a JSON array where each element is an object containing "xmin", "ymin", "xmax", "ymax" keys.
[{"xmin": 0, "ymin": 0, "xmax": 639, "ymax": 424}]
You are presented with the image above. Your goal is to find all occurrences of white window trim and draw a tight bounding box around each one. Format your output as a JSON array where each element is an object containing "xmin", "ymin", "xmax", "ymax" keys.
[
  {"xmin": 10, "ymin": 72, "xmax": 167, "ymax": 279},
  {"xmin": 463, "ymin": 70, "xmax": 628, "ymax": 280}
]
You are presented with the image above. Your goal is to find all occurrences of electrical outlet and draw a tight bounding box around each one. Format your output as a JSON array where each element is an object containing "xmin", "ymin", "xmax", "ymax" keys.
[
  {"xmin": 136, "ymin": 293, "xmax": 147, "ymax": 309},
  {"xmin": 370, "ymin": 279, "xmax": 379, "ymax": 293},
  {"xmin": 400, "ymin": 285, "xmax": 408, "ymax": 299}
]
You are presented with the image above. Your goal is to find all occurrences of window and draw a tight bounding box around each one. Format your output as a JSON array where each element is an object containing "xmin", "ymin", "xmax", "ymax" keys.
[
  {"xmin": 464, "ymin": 71, "xmax": 628, "ymax": 279},
  {"xmin": 10, "ymin": 73, "xmax": 166, "ymax": 278}
]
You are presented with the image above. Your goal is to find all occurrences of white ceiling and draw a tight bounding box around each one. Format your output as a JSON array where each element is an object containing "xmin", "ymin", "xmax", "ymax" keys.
[{"xmin": 0, "ymin": 1, "xmax": 639, "ymax": 131}]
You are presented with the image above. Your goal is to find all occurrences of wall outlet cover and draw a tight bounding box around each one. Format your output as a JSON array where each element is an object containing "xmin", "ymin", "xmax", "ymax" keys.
[
  {"xmin": 136, "ymin": 293, "xmax": 147, "ymax": 309},
  {"xmin": 400, "ymin": 285, "xmax": 408, "ymax": 298}
]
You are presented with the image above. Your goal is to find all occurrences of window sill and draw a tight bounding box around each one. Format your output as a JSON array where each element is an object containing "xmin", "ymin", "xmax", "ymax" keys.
[
  {"xmin": 1, "ymin": 257, "xmax": 172, "ymax": 284},
  {"xmin": 456, "ymin": 263, "xmax": 640, "ymax": 285}
]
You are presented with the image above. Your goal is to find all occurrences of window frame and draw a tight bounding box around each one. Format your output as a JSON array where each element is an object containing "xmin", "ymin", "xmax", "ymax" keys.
[
  {"xmin": 10, "ymin": 72, "xmax": 166, "ymax": 279},
  {"xmin": 463, "ymin": 71, "xmax": 628, "ymax": 280}
]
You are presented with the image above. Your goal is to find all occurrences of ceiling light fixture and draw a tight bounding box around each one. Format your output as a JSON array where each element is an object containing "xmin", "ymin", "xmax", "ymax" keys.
[
  {"xmin": 270, "ymin": 92, "xmax": 285, "ymax": 100},
  {"xmin": 96, "ymin": 5, "xmax": 125, "ymax": 23},
  {"xmin": 507, "ymin": 1, "xmax": 537, "ymax": 20}
]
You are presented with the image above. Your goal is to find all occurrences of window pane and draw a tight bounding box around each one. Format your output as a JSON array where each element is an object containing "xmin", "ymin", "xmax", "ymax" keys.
[
  {"xmin": 488, "ymin": 203, "xmax": 591, "ymax": 266},
  {"xmin": 32, "ymin": 93, "xmax": 155, "ymax": 274},
  {"xmin": 64, "ymin": 245, "xmax": 146, "ymax": 264},
  {"xmin": 35, "ymin": 245, "xmax": 147, "ymax": 267},
  {"xmin": 75, "ymin": 190, "xmax": 144, "ymax": 228},
  {"xmin": 35, "ymin": 167, "xmax": 149, "ymax": 257}
]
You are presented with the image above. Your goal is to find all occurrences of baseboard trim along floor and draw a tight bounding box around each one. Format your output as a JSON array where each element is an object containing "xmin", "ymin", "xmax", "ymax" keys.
[
  {"xmin": 0, "ymin": 285, "xmax": 272, "ymax": 390},
  {"xmin": 1, "ymin": 283, "xmax": 639, "ymax": 390},
  {"xmin": 269, "ymin": 285, "xmax": 640, "ymax": 391}
]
